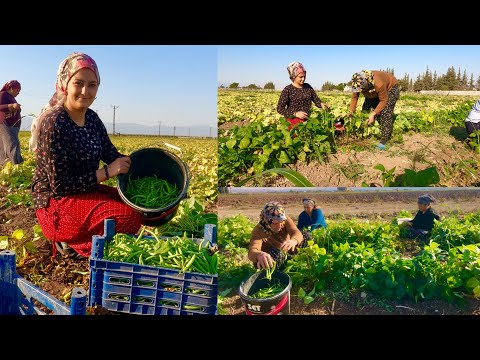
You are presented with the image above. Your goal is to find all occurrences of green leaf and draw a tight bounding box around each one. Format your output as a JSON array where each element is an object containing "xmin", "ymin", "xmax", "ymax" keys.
[
  {"xmin": 303, "ymin": 296, "xmax": 315, "ymax": 305},
  {"xmin": 415, "ymin": 166, "xmax": 440, "ymax": 186},
  {"xmin": 239, "ymin": 137, "xmax": 251, "ymax": 149},
  {"xmin": 374, "ymin": 164, "xmax": 386, "ymax": 172},
  {"xmin": 23, "ymin": 242, "xmax": 38, "ymax": 254},
  {"xmin": 278, "ymin": 151, "xmax": 291, "ymax": 165},
  {"xmin": 298, "ymin": 288, "xmax": 306, "ymax": 298},
  {"xmin": 226, "ymin": 139, "xmax": 236, "ymax": 149},
  {"xmin": 473, "ymin": 286, "xmax": 480, "ymax": 298},
  {"xmin": 466, "ymin": 277, "xmax": 479, "ymax": 289},
  {"xmin": 262, "ymin": 168, "xmax": 314, "ymax": 187},
  {"xmin": 298, "ymin": 151, "xmax": 306, "ymax": 162}
]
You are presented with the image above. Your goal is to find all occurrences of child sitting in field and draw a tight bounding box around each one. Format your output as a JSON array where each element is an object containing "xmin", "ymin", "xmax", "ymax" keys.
[{"xmin": 402, "ymin": 194, "xmax": 440, "ymax": 240}]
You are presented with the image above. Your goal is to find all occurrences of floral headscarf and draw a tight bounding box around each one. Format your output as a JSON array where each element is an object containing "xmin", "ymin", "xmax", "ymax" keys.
[
  {"xmin": 29, "ymin": 52, "xmax": 100, "ymax": 152},
  {"xmin": 259, "ymin": 201, "xmax": 287, "ymax": 233},
  {"xmin": 1, "ymin": 80, "xmax": 21, "ymax": 92},
  {"xmin": 351, "ymin": 70, "xmax": 375, "ymax": 93},
  {"xmin": 287, "ymin": 61, "xmax": 306, "ymax": 81},
  {"xmin": 417, "ymin": 194, "xmax": 436, "ymax": 205}
]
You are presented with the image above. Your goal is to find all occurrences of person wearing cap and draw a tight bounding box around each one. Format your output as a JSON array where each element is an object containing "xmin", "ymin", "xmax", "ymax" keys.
[
  {"xmin": 464, "ymin": 98, "xmax": 480, "ymax": 135},
  {"xmin": 277, "ymin": 61, "xmax": 330, "ymax": 131},
  {"xmin": 403, "ymin": 194, "xmax": 440, "ymax": 239},
  {"xmin": 30, "ymin": 52, "xmax": 144, "ymax": 259},
  {"xmin": 297, "ymin": 199, "xmax": 327, "ymax": 240},
  {"xmin": 248, "ymin": 201, "xmax": 305, "ymax": 270},
  {"xmin": 349, "ymin": 70, "xmax": 400, "ymax": 150},
  {"xmin": 0, "ymin": 80, "xmax": 23, "ymax": 164}
]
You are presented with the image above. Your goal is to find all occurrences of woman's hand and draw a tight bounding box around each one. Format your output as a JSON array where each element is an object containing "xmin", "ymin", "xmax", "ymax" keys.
[
  {"xmin": 294, "ymin": 111, "xmax": 308, "ymax": 120},
  {"xmin": 256, "ymin": 252, "xmax": 275, "ymax": 269},
  {"xmin": 9, "ymin": 103, "xmax": 21, "ymax": 112},
  {"xmin": 280, "ymin": 238, "xmax": 297, "ymax": 252},
  {"xmin": 108, "ymin": 156, "xmax": 131, "ymax": 177},
  {"xmin": 366, "ymin": 113, "xmax": 376, "ymax": 125}
]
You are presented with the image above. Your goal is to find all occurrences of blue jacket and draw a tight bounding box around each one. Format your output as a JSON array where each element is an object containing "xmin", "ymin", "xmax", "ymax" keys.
[{"xmin": 297, "ymin": 208, "xmax": 327, "ymax": 231}]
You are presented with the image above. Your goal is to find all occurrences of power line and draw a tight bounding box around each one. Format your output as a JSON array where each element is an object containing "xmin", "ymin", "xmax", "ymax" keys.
[{"xmin": 111, "ymin": 105, "xmax": 119, "ymax": 135}]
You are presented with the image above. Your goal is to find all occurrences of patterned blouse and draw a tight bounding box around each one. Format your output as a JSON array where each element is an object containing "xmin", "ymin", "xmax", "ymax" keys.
[
  {"xmin": 276, "ymin": 83, "xmax": 323, "ymax": 119},
  {"xmin": 32, "ymin": 107, "xmax": 123, "ymax": 209}
]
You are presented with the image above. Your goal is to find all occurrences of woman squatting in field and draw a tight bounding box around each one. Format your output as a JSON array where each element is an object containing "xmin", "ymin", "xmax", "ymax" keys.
[
  {"xmin": 248, "ymin": 201, "xmax": 306, "ymax": 270},
  {"xmin": 277, "ymin": 61, "xmax": 330, "ymax": 131},
  {"xmin": 349, "ymin": 70, "xmax": 400, "ymax": 150},
  {"xmin": 30, "ymin": 52, "xmax": 144, "ymax": 259},
  {"xmin": 297, "ymin": 198, "xmax": 327, "ymax": 242}
]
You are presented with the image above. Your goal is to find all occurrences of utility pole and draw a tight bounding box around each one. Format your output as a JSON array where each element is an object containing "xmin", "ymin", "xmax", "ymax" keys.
[
  {"xmin": 209, "ymin": 126, "xmax": 212, "ymax": 138},
  {"xmin": 173, "ymin": 126, "xmax": 176, "ymax": 137},
  {"xmin": 158, "ymin": 121, "xmax": 161, "ymax": 136},
  {"xmin": 111, "ymin": 105, "xmax": 119, "ymax": 135},
  {"xmin": 188, "ymin": 127, "xmax": 190, "ymax": 137}
]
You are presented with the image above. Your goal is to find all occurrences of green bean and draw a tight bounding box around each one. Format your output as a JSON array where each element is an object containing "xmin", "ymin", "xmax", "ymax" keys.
[
  {"xmin": 249, "ymin": 279, "xmax": 285, "ymax": 299},
  {"xmin": 124, "ymin": 175, "xmax": 179, "ymax": 209}
]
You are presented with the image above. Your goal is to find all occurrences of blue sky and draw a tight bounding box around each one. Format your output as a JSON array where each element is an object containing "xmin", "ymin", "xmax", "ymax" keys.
[
  {"xmin": 1, "ymin": 45, "xmax": 217, "ymax": 134},
  {"xmin": 218, "ymin": 45, "xmax": 480, "ymax": 89}
]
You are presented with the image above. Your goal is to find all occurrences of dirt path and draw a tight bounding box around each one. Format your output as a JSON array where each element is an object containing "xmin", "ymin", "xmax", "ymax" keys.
[
  {"xmin": 218, "ymin": 188, "xmax": 480, "ymax": 221},
  {"xmin": 263, "ymin": 133, "xmax": 480, "ymax": 187}
]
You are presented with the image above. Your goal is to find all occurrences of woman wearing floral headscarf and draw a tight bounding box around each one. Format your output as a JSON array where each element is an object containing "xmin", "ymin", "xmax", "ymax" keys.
[
  {"xmin": 248, "ymin": 201, "xmax": 304, "ymax": 270},
  {"xmin": 277, "ymin": 61, "xmax": 329, "ymax": 131},
  {"xmin": 31, "ymin": 52, "xmax": 144, "ymax": 259},
  {"xmin": 0, "ymin": 80, "xmax": 23, "ymax": 164},
  {"xmin": 349, "ymin": 70, "xmax": 399, "ymax": 150}
]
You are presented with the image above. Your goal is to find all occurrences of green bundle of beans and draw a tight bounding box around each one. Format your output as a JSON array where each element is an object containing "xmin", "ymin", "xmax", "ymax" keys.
[
  {"xmin": 104, "ymin": 226, "xmax": 217, "ymax": 274},
  {"xmin": 124, "ymin": 175, "xmax": 179, "ymax": 209},
  {"xmin": 249, "ymin": 279, "xmax": 285, "ymax": 299},
  {"xmin": 265, "ymin": 261, "xmax": 276, "ymax": 280}
]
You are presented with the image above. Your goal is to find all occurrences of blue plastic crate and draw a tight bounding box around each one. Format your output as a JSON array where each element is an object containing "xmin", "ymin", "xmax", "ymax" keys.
[
  {"xmin": 0, "ymin": 250, "xmax": 87, "ymax": 315},
  {"xmin": 88, "ymin": 219, "xmax": 218, "ymax": 315}
]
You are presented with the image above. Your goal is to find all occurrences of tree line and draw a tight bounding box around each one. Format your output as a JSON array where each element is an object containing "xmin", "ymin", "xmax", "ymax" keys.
[
  {"xmin": 220, "ymin": 66, "xmax": 480, "ymax": 92},
  {"xmin": 321, "ymin": 67, "xmax": 480, "ymax": 92}
]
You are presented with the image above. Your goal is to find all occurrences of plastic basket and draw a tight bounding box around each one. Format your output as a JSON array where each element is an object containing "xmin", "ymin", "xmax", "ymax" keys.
[{"xmin": 88, "ymin": 219, "xmax": 218, "ymax": 315}]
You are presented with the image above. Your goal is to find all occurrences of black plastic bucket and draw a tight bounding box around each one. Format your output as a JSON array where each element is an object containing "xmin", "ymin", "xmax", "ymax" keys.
[
  {"xmin": 117, "ymin": 147, "xmax": 190, "ymax": 226},
  {"xmin": 239, "ymin": 270, "xmax": 291, "ymax": 315}
]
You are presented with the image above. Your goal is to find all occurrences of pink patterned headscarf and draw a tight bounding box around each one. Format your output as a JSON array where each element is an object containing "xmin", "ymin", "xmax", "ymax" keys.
[
  {"xmin": 1, "ymin": 80, "xmax": 21, "ymax": 92},
  {"xmin": 287, "ymin": 61, "xmax": 306, "ymax": 81},
  {"xmin": 29, "ymin": 52, "xmax": 100, "ymax": 151}
]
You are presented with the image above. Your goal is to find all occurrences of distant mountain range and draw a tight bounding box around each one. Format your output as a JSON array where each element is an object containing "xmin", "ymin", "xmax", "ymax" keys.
[{"xmin": 19, "ymin": 117, "xmax": 217, "ymax": 138}]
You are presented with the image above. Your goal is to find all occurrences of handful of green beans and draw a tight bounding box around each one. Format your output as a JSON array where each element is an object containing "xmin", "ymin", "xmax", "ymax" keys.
[
  {"xmin": 264, "ymin": 261, "xmax": 276, "ymax": 280},
  {"xmin": 249, "ymin": 279, "xmax": 285, "ymax": 299},
  {"xmin": 124, "ymin": 175, "xmax": 179, "ymax": 209},
  {"xmin": 104, "ymin": 226, "xmax": 217, "ymax": 274}
]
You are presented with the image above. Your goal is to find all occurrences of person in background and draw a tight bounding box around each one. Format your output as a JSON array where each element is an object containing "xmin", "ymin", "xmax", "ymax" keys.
[
  {"xmin": 0, "ymin": 80, "xmax": 23, "ymax": 164},
  {"xmin": 464, "ymin": 98, "xmax": 480, "ymax": 135},
  {"xmin": 403, "ymin": 194, "xmax": 440, "ymax": 240},
  {"xmin": 297, "ymin": 198, "xmax": 327, "ymax": 241},
  {"xmin": 277, "ymin": 61, "xmax": 329, "ymax": 131},
  {"xmin": 349, "ymin": 70, "xmax": 400, "ymax": 150},
  {"xmin": 30, "ymin": 52, "xmax": 144, "ymax": 259},
  {"xmin": 248, "ymin": 201, "xmax": 305, "ymax": 270}
]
